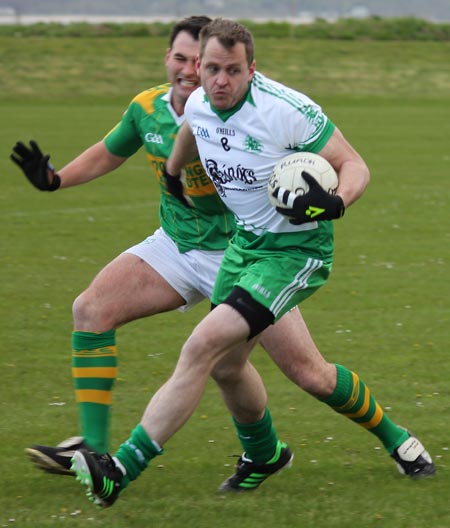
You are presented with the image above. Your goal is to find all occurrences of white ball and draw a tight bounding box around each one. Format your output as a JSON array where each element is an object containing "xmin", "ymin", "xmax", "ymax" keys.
[{"xmin": 268, "ymin": 152, "xmax": 338, "ymax": 208}]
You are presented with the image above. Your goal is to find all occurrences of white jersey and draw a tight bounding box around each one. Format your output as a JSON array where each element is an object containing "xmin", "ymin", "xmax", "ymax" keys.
[{"xmin": 184, "ymin": 71, "xmax": 335, "ymax": 236}]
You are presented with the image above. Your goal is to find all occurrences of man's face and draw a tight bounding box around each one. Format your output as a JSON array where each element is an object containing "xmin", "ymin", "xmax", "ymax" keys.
[
  {"xmin": 165, "ymin": 31, "xmax": 200, "ymax": 110},
  {"xmin": 197, "ymin": 37, "xmax": 255, "ymax": 110}
]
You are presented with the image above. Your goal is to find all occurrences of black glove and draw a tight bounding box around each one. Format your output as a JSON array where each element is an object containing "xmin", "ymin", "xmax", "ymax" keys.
[
  {"xmin": 273, "ymin": 171, "xmax": 345, "ymax": 225},
  {"xmin": 11, "ymin": 140, "xmax": 61, "ymax": 191},
  {"xmin": 162, "ymin": 165, "xmax": 192, "ymax": 209}
]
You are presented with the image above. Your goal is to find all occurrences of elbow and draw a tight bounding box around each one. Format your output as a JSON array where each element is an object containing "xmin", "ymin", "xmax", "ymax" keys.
[
  {"xmin": 364, "ymin": 163, "xmax": 371, "ymax": 190},
  {"xmin": 362, "ymin": 163, "xmax": 370, "ymax": 190}
]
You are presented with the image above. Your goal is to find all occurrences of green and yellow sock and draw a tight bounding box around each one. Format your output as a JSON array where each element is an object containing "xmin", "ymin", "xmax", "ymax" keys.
[
  {"xmin": 233, "ymin": 408, "xmax": 279, "ymax": 463},
  {"xmin": 322, "ymin": 364, "xmax": 409, "ymax": 453},
  {"xmin": 72, "ymin": 329, "xmax": 118, "ymax": 453},
  {"xmin": 114, "ymin": 424, "xmax": 163, "ymax": 488}
]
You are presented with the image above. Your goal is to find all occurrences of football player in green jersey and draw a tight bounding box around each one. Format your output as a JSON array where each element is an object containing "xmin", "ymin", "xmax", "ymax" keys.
[
  {"xmin": 12, "ymin": 17, "xmax": 433, "ymax": 507},
  {"xmin": 13, "ymin": 14, "xmax": 296, "ymax": 480}
]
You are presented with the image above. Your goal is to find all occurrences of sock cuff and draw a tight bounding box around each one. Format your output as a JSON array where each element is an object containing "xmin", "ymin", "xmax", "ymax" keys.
[
  {"xmin": 321, "ymin": 364, "xmax": 354, "ymax": 407},
  {"xmin": 134, "ymin": 424, "xmax": 164, "ymax": 457},
  {"xmin": 72, "ymin": 329, "xmax": 116, "ymax": 351},
  {"xmin": 232, "ymin": 408, "xmax": 271, "ymax": 431}
]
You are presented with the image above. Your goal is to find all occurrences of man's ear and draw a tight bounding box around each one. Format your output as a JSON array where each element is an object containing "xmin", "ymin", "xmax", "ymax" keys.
[
  {"xmin": 248, "ymin": 60, "xmax": 256, "ymax": 79},
  {"xmin": 164, "ymin": 47, "xmax": 171, "ymax": 66}
]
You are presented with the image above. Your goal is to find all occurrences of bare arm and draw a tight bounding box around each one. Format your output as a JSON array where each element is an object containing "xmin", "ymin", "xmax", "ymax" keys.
[
  {"xmin": 165, "ymin": 121, "xmax": 198, "ymax": 175},
  {"xmin": 58, "ymin": 140, "xmax": 128, "ymax": 188},
  {"xmin": 318, "ymin": 126, "xmax": 370, "ymax": 208}
]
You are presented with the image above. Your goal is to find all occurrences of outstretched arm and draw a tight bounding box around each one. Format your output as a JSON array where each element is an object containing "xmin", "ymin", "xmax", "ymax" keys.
[
  {"xmin": 11, "ymin": 139, "xmax": 127, "ymax": 191},
  {"xmin": 58, "ymin": 141, "xmax": 127, "ymax": 188}
]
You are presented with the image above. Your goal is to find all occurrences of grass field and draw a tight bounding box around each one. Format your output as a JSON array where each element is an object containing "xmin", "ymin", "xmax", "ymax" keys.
[{"xmin": 1, "ymin": 35, "xmax": 450, "ymax": 527}]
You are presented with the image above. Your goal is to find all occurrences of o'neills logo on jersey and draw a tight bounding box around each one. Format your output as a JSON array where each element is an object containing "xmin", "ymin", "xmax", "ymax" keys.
[
  {"xmin": 145, "ymin": 132, "xmax": 164, "ymax": 144},
  {"xmin": 216, "ymin": 127, "xmax": 235, "ymax": 136},
  {"xmin": 204, "ymin": 158, "xmax": 256, "ymax": 197},
  {"xmin": 195, "ymin": 126, "xmax": 210, "ymax": 138}
]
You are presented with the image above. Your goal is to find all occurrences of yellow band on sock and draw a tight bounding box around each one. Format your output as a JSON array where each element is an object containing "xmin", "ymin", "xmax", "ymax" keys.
[
  {"xmin": 360, "ymin": 402, "xmax": 384, "ymax": 430},
  {"xmin": 335, "ymin": 371, "xmax": 360, "ymax": 411},
  {"xmin": 72, "ymin": 367, "xmax": 117, "ymax": 378},
  {"xmin": 75, "ymin": 389, "xmax": 113, "ymax": 405}
]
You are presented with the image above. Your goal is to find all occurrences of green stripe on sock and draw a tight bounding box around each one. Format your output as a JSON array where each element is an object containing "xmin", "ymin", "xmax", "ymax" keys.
[{"xmin": 322, "ymin": 364, "xmax": 409, "ymax": 453}]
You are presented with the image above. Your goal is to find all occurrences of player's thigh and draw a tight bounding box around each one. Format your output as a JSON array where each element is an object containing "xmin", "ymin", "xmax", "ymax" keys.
[
  {"xmin": 126, "ymin": 228, "xmax": 216, "ymax": 311},
  {"xmin": 78, "ymin": 252, "xmax": 185, "ymax": 325}
]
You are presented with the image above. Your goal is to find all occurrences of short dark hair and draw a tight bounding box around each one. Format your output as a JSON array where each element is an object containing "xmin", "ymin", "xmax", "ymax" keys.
[
  {"xmin": 169, "ymin": 15, "xmax": 212, "ymax": 47},
  {"xmin": 199, "ymin": 18, "xmax": 254, "ymax": 65}
]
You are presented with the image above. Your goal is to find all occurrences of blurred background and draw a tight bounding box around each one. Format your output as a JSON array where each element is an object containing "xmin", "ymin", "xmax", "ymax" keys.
[{"xmin": 0, "ymin": 0, "xmax": 449, "ymax": 24}]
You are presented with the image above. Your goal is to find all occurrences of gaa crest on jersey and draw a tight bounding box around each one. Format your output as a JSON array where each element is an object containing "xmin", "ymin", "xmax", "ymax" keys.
[
  {"xmin": 195, "ymin": 126, "xmax": 210, "ymax": 139},
  {"xmin": 145, "ymin": 132, "xmax": 164, "ymax": 144}
]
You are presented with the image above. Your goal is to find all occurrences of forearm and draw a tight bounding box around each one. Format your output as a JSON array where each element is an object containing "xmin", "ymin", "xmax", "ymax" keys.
[
  {"xmin": 319, "ymin": 127, "xmax": 370, "ymax": 208},
  {"xmin": 166, "ymin": 121, "xmax": 198, "ymax": 175},
  {"xmin": 58, "ymin": 141, "xmax": 127, "ymax": 188},
  {"xmin": 335, "ymin": 158, "xmax": 370, "ymax": 208}
]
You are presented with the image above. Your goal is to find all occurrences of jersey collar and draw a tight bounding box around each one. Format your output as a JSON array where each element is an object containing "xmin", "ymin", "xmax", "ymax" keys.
[
  {"xmin": 205, "ymin": 82, "xmax": 256, "ymax": 122},
  {"xmin": 163, "ymin": 87, "xmax": 185, "ymax": 126}
]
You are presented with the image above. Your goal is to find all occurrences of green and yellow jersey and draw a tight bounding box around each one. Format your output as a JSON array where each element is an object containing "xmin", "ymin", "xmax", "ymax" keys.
[{"xmin": 104, "ymin": 83, "xmax": 235, "ymax": 253}]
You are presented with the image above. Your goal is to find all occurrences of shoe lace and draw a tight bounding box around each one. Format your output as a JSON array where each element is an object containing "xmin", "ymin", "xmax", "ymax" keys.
[
  {"xmin": 226, "ymin": 453, "xmax": 254, "ymax": 472},
  {"xmin": 97, "ymin": 453, "xmax": 117, "ymax": 471}
]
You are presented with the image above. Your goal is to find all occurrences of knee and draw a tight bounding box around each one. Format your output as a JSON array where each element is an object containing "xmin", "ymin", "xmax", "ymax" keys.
[
  {"xmin": 72, "ymin": 291, "xmax": 93, "ymax": 329},
  {"xmin": 182, "ymin": 329, "xmax": 234, "ymax": 379},
  {"xmin": 211, "ymin": 359, "xmax": 244, "ymax": 384},
  {"xmin": 72, "ymin": 289, "xmax": 110, "ymax": 332},
  {"xmin": 293, "ymin": 362, "xmax": 337, "ymax": 398},
  {"xmin": 181, "ymin": 331, "xmax": 217, "ymax": 368}
]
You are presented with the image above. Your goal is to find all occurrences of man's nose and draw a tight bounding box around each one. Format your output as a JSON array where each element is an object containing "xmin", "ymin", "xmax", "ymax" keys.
[
  {"xmin": 215, "ymin": 70, "xmax": 229, "ymax": 86},
  {"xmin": 183, "ymin": 60, "xmax": 197, "ymax": 76}
]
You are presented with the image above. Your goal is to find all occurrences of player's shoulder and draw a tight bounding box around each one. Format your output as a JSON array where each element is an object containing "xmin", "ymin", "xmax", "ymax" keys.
[
  {"xmin": 130, "ymin": 83, "xmax": 171, "ymax": 112},
  {"xmin": 187, "ymin": 86, "xmax": 205, "ymax": 106},
  {"xmin": 184, "ymin": 87, "xmax": 205, "ymax": 116},
  {"xmin": 251, "ymin": 71, "xmax": 311, "ymax": 107}
]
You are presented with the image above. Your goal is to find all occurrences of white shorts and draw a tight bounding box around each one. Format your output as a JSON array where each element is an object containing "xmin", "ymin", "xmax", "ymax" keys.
[{"xmin": 124, "ymin": 228, "xmax": 224, "ymax": 311}]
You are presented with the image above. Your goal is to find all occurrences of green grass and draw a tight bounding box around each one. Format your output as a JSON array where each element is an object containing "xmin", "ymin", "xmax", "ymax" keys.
[
  {"xmin": 1, "ymin": 37, "xmax": 449, "ymax": 101},
  {"xmin": 1, "ymin": 36, "xmax": 450, "ymax": 527}
]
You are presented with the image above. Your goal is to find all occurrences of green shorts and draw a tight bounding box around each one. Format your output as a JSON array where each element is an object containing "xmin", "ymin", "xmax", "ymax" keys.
[{"xmin": 212, "ymin": 226, "xmax": 334, "ymax": 322}]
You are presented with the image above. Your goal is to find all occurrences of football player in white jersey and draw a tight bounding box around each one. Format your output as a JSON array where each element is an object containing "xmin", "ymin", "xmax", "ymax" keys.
[
  {"xmin": 68, "ymin": 18, "xmax": 434, "ymax": 508},
  {"xmin": 16, "ymin": 17, "xmax": 353, "ymax": 491}
]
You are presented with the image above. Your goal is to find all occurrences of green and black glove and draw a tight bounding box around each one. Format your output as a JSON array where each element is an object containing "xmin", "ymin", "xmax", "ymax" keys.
[
  {"xmin": 273, "ymin": 171, "xmax": 345, "ymax": 225},
  {"xmin": 11, "ymin": 140, "xmax": 61, "ymax": 191},
  {"xmin": 162, "ymin": 165, "xmax": 192, "ymax": 209}
]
